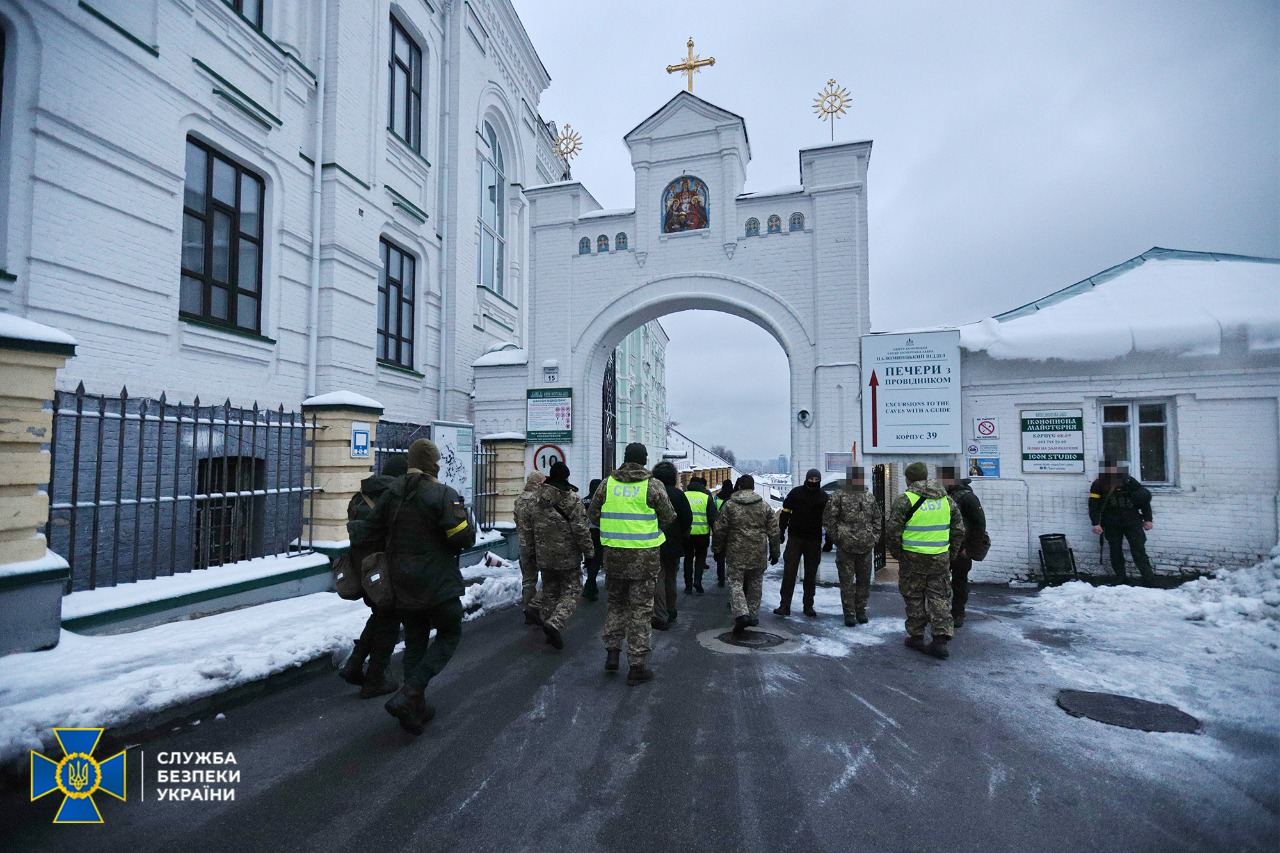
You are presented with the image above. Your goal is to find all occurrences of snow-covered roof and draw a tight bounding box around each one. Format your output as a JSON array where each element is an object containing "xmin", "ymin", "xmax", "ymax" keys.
[
  {"xmin": 737, "ymin": 184, "xmax": 804, "ymax": 200},
  {"xmin": 473, "ymin": 343, "xmax": 528, "ymax": 367},
  {"xmin": 959, "ymin": 248, "xmax": 1280, "ymax": 361},
  {"xmin": 578, "ymin": 208, "xmax": 634, "ymax": 220},
  {"xmin": 0, "ymin": 313, "xmax": 78, "ymax": 347}
]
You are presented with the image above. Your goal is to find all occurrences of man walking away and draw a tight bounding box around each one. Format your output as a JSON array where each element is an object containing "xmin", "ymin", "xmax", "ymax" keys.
[
  {"xmin": 683, "ymin": 476, "xmax": 717, "ymax": 594},
  {"xmin": 650, "ymin": 462, "xmax": 690, "ymax": 629},
  {"xmin": 713, "ymin": 479, "xmax": 734, "ymax": 587},
  {"xmin": 339, "ymin": 453, "xmax": 407, "ymax": 698},
  {"xmin": 939, "ymin": 466, "xmax": 987, "ymax": 627},
  {"xmin": 822, "ymin": 466, "xmax": 882, "ymax": 627},
  {"xmin": 582, "ymin": 478, "xmax": 604, "ymax": 601},
  {"xmin": 775, "ymin": 468, "xmax": 829, "ymax": 618},
  {"xmin": 515, "ymin": 471, "xmax": 547, "ymax": 625},
  {"xmin": 714, "ymin": 475, "xmax": 780, "ymax": 636},
  {"xmin": 588, "ymin": 443, "xmax": 676, "ymax": 685},
  {"xmin": 1089, "ymin": 460, "xmax": 1155, "ymax": 586},
  {"xmin": 886, "ymin": 462, "xmax": 965, "ymax": 660},
  {"xmin": 528, "ymin": 462, "xmax": 594, "ymax": 649},
  {"xmin": 349, "ymin": 439, "xmax": 476, "ymax": 734}
]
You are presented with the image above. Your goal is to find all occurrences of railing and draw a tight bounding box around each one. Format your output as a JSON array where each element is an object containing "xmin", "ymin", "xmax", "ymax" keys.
[
  {"xmin": 372, "ymin": 418, "xmax": 431, "ymax": 474},
  {"xmin": 473, "ymin": 441, "xmax": 498, "ymax": 530},
  {"xmin": 46, "ymin": 383, "xmax": 320, "ymax": 593}
]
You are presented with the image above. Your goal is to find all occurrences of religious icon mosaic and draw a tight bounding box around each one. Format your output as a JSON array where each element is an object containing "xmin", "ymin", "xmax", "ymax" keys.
[{"xmin": 662, "ymin": 175, "xmax": 710, "ymax": 233}]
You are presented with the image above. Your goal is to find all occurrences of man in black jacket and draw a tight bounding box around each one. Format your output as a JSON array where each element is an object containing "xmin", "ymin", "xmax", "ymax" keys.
[
  {"xmin": 651, "ymin": 462, "xmax": 691, "ymax": 629},
  {"xmin": 1089, "ymin": 461, "xmax": 1155, "ymax": 586},
  {"xmin": 349, "ymin": 439, "xmax": 476, "ymax": 735},
  {"xmin": 774, "ymin": 468, "xmax": 828, "ymax": 618},
  {"xmin": 939, "ymin": 466, "xmax": 986, "ymax": 628}
]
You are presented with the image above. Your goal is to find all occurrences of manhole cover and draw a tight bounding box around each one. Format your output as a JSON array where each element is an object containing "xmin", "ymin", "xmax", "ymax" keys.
[
  {"xmin": 1056, "ymin": 689, "xmax": 1201, "ymax": 733},
  {"xmin": 716, "ymin": 630, "xmax": 788, "ymax": 649}
]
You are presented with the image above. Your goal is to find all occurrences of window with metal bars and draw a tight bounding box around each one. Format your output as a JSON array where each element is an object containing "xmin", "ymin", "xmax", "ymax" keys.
[
  {"xmin": 378, "ymin": 238, "xmax": 416, "ymax": 368},
  {"xmin": 389, "ymin": 15, "xmax": 423, "ymax": 152},
  {"xmin": 181, "ymin": 137, "xmax": 265, "ymax": 332}
]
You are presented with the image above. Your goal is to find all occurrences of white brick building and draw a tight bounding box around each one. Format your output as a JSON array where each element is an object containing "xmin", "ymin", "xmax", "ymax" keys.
[
  {"xmin": 0, "ymin": 0, "xmax": 566, "ymax": 424},
  {"xmin": 956, "ymin": 248, "xmax": 1280, "ymax": 583},
  {"xmin": 613, "ymin": 320, "xmax": 667, "ymax": 464},
  {"xmin": 475, "ymin": 92, "xmax": 872, "ymax": 485}
]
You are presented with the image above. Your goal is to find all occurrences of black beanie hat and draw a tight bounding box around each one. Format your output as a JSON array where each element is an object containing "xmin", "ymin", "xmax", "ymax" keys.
[
  {"xmin": 548, "ymin": 461, "xmax": 570, "ymax": 482},
  {"xmin": 624, "ymin": 442, "xmax": 647, "ymax": 465},
  {"xmin": 652, "ymin": 461, "xmax": 677, "ymax": 486},
  {"xmin": 381, "ymin": 454, "xmax": 408, "ymax": 477},
  {"xmin": 735, "ymin": 474, "xmax": 755, "ymax": 491}
]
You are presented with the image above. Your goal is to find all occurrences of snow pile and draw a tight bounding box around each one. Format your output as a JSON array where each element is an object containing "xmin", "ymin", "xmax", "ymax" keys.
[
  {"xmin": 0, "ymin": 554, "xmax": 524, "ymax": 769},
  {"xmin": 1179, "ymin": 547, "xmax": 1280, "ymax": 630},
  {"xmin": 959, "ymin": 254, "xmax": 1280, "ymax": 361}
]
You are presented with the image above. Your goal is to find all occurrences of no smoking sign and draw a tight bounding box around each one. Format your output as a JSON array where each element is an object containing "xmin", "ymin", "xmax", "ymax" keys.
[{"xmin": 973, "ymin": 417, "xmax": 1000, "ymax": 439}]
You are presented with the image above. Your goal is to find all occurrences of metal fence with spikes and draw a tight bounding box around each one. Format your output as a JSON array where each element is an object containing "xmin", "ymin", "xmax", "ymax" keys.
[{"xmin": 46, "ymin": 384, "xmax": 320, "ymax": 593}]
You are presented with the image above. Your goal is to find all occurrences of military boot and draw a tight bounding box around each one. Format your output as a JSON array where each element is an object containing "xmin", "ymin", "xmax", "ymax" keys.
[
  {"xmin": 927, "ymin": 637, "xmax": 951, "ymax": 660},
  {"xmin": 543, "ymin": 623, "xmax": 564, "ymax": 650},
  {"xmin": 803, "ymin": 606, "xmax": 818, "ymax": 618},
  {"xmin": 904, "ymin": 635, "xmax": 929, "ymax": 654},
  {"xmin": 856, "ymin": 611, "xmax": 869, "ymax": 625},
  {"xmin": 605, "ymin": 649, "xmax": 620, "ymax": 672},
  {"xmin": 524, "ymin": 608, "xmax": 543, "ymax": 626},
  {"xmin": 384, "ymin": 687, "xmax": 436, "ymax": 735},
  {"xmin": 338, "ymin": 640, "xmax": 368, "ymax": 686},
  {"xmin": 844, "ymin": 616, "xmax": 857, "ymax": 627},
  {"xmin": 359, "ymin": 652, "xmax": 398, "ymax": 699},
  {"xmin": 626, "ymin": 663, "xmax": 654, "ymax": 686},
  {"xmin": 732, "ymin": 615, "xmax": 750, "ymax": 636},
  {"xmin": 582, "ymin": 581, "xmax": 599, "ymax": 602},
  {"xmin": 772, "ymin": 606, "xmax": 790, "ymax": 617}
]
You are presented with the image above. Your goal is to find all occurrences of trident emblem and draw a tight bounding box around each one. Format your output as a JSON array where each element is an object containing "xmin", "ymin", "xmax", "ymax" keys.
[{"xmin": 31, "ymin": 728, "xmax": 127, "ymax": 824}]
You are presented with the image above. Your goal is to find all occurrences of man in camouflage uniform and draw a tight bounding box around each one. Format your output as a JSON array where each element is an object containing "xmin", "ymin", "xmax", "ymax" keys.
[
  {"xmin": 886, "ymin": 461, "xmax": 965, "ymax": 659},
  {"xmin": 515, "ymin": 471, "xmax": 546, "ymax": 626},
  {"xmin": 587, "ymin": 443, "xmax": 676, "ymax": 685},
  {"xmin": 823, "ymin": 466, "xmax": 883, "ymax": 627},
  {"xmin": 713, "ymin": 475, "xmax": 780, "ymax": 636},
  {"xmin": 526, "ymin": 461, "xmax": 593, "ymax": 650}
]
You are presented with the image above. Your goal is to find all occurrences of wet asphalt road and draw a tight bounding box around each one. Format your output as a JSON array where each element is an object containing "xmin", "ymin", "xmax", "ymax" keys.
[{"xmin": 4, "ymin": 576, "xmax": 1277, "ymax": 853}]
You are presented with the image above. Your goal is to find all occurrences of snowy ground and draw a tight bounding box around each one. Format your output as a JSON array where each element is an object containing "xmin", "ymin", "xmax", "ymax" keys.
[{"xmin": 0, "ymin": 552, "xmax": 523, "ymax": 770}]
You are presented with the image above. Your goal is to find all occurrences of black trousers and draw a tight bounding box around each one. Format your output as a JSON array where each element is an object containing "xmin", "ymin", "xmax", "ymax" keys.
[
  {"xmin": 653, "ymin": 549, "xmax": 680, "ymax": 622},
  {"xmin": 715, "ymin": 550, "xmax": 726, "ymax": 584},
  {"xmin": 1105, "ymin": 523, "xmax": 1155, "ymax": 585},
  {"xmin": 780, "ymin": 535, "xmax": 822, "ymax": 609},
  {"xmin": 949, "ymin": 554, "xmax": 972, "ymax": 619},
  {"xmin": 583, "ymin": 528, "xmax": 603, "ymax": 592},
  {"xmin": 398, "ymin": 598, "xmax": 464, "ymax": 692},
  {"xmin": 684, "ymin": 534, "xmax": 710, "ymax": 588},
  {"xmin": 358, "ymin": 604, "xmax": 401, "ymax": 670}
]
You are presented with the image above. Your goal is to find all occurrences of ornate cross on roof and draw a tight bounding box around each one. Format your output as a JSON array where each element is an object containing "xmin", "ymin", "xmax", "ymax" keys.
[{"xmin": 666, "ymin": 37, "xmax": 715, "ymax": 93}]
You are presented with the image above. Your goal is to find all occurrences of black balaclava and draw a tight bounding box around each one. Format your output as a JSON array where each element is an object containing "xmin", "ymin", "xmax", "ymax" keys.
[
  {"xmin": 624, "ymin": 442, "xmax": 647, "ymax": 465},
  {"xmin": 805, "ymin": 468, "xmax": 821, "ymax": 489}
]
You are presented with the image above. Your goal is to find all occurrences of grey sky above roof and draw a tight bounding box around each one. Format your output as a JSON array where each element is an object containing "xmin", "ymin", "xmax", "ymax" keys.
[{"xmin": 512, "ymin": 0, "xmax": 1279, "ymax": 462}]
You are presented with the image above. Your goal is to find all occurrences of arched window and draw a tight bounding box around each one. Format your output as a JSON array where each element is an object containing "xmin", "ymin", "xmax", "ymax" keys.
[
  {"xmin": 789, "ymin": 212, "xmax": 805, "ymax": 232},
  {"xmin": 477, "ymin": 121, "xmax": 506, "ymax": 294},
  {"xmin": 661, "ymin": 175, "xmax": 710, "ymax": 233},
  {"xmin": 578, "ymin": 237, "xmax": 591, "ymax": 255},
  {"xmin": 744, "ymin": 218, "xmax": 760, "ymax": 237},
  {"xmin": 597, "ymin": 234, "xmax": 609, "ymax": 253},
  {"xmin": 615, "ymin": 232, "xmax": 628, "ymax": 251},
  {"xmin": 767, "ymin": 214, "xmax": 782, "ymax": 234},
  {"xmin": 389, "ymin": 15, "xmax": 423, "ymax": 152}
]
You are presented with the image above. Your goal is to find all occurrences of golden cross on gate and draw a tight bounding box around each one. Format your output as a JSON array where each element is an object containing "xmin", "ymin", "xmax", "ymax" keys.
[{"xmin": 666, "ymin": 37, "xmax": 715, "ymax": 93}]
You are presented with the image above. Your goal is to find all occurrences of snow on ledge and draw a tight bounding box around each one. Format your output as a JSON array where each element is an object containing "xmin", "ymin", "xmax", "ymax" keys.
[
  {"xmin": 61, "ymin": 552, "xmax": 331, "ymax": 621},
  {"xmin": 473, "ymin": 346, "xmax": 528, "ymax": 367},
  {"xmin": 0, "ymin": 549, "xmax": 69, "ymax": 579},
  {"xmin": 579, "ymin": 207, "xmax": 634, "ymax": 220},
  {"xmin": 481, "ymin": 431, "xmax": 525, "ymax": 441},
  {"xmin": 301, "ymin": 391, "xmax": 384, "ymax": 410},
  {"xmin": 0, "ymin": 314, "xmax": 77, "ymax": 346}
]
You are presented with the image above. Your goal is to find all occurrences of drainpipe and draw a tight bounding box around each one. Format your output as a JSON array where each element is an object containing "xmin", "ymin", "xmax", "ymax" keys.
[
  {"xmin": 435, "ymin": 2, "xmax": 453, "ymax": 420},
  {"xmin": 305, "ymin": 0, "xmax": 329, "ymax": 397}
]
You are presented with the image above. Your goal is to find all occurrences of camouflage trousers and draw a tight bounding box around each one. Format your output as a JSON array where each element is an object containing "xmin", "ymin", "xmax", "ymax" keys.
[
  {"xmin": 898, "ymin": 553, "xmax": 953, "ymax": 639},
  {"xmin": 603, "ymin": 571, "xmax": 657, "ymax": 663},
  {"xmin": 727, "ymin": 564, "xmax": 764, "ymax": 620},
  {"xmin": 520, "ymin": 547, "xmax": 541, "ymax": 609},
  {"xmin": 836, "ymin": 551, "xmax": 873, "ymax": 618},
  {"xmin": 539, "ymin": 567, "xmax": 581, "ymax": 631}
]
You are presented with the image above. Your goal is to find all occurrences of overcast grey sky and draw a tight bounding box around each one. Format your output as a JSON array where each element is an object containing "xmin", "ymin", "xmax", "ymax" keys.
[{"xmin": 513, "ymin": 0, "xmax": 1279, "ymax": 462}]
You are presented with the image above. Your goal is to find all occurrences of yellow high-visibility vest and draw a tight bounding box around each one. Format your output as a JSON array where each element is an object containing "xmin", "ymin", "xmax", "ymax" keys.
[
  {"xmin": 687, "ymin": 491, "xmax": 710, "ymax": 536},
  {"xmin": 599, "ymin": 477, "xmax": 665, "ymax": 549},
  {"xmin": 902, "ymin": 491, "xmax": 951, "ymax": 555}
]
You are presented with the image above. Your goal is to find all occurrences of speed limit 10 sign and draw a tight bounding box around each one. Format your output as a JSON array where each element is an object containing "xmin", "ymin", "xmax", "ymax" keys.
[{"xmin": 533, "ymin": 444, "xmax": 566, "ymax": 474}]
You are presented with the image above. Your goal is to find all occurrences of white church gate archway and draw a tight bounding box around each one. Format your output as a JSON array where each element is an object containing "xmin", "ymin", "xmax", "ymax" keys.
[{"xmin": 473, "ymin": 92, "xmax": 872, "ymax": 486}]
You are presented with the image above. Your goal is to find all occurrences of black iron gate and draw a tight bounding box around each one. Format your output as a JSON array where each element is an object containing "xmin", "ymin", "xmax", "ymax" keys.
[
  {"xmin": 873, "ymin": 463, "xmax": 887, "ymax": 570},
  {"xmin": 601, "ymin": 351, "xmax": 617, "ymax": 478}
]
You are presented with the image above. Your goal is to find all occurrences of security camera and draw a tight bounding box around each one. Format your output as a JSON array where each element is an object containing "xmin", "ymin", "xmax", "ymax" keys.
[{"xmin": 797, "ymin": 409, "xmax": 811, "ymax": 425}]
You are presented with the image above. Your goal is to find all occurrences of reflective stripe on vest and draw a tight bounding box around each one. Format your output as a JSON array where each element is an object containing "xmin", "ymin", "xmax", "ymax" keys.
[
  {"xmin": 599, "ymin": 477, "xmax": 665, "ymax": 549},
  {"xmin": 686, "ymin": 491, "xmax": 710, "ymax": 535},
  {"xmin": 902, "ymin": 491, "xmax": 951, "ymax": 555}
]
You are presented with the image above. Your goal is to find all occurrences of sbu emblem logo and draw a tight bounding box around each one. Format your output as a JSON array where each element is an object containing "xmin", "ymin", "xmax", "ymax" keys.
[{"xmin": 31, "ymin": 727, "xmax": 127, "ymax": 824}]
